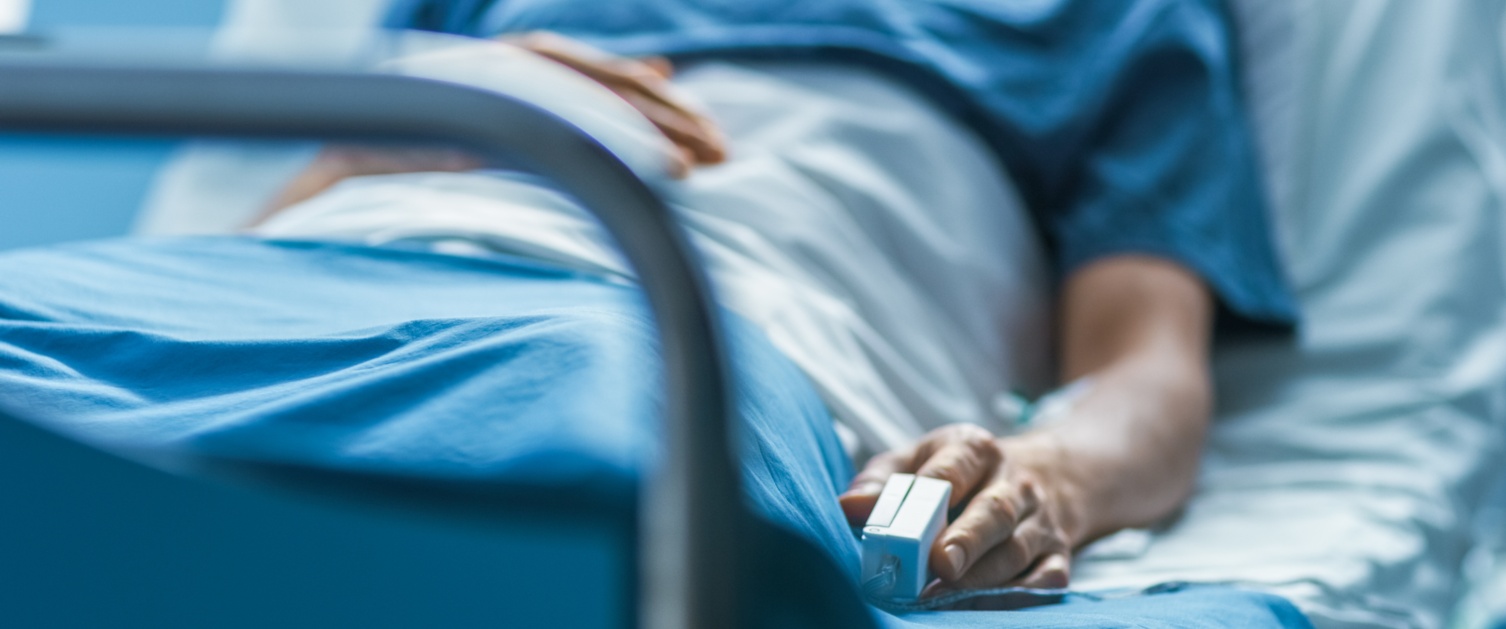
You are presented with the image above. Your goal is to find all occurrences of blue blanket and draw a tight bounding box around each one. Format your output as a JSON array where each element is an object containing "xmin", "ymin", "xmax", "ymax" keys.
[{"xmin": 0, "ymin": 237, "xmax": 1310, "ymax": 627}]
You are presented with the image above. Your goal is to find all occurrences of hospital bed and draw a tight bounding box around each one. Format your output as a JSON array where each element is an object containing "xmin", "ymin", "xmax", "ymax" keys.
[
  {"xmin": 0, "ymin": 14, "xmax": 1308, "ymax": 629},
  {"xmin": 2, "ymin": 0, "xmax": 1506, "ymax": 628},
  {"xmin": 0, "ymin": 23, "xmax": 905, "ymax": 629}
]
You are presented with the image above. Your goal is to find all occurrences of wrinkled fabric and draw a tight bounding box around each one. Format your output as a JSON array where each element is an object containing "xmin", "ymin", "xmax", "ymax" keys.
[
  {"xmin": 0, "ymin": 236, "xmax": 1310, "ymax": 627},
  {"xmin": 1070, "ymin": 2, "xmax": 1506, "ymax": 628},
  {"xmin": 383, "ymin": 0, "xmax": 1298, "ymax": 332},
  {"xmin": 0, "ymin": 236, "xmax": 855, "ymax": 565},
  {"xmin": 885, "ymin": 586, "xmax": 1311, "ymax": 629},
  {"xmin": 255, "ymin": 57, "xmax": 1053, "ymax": 460}
]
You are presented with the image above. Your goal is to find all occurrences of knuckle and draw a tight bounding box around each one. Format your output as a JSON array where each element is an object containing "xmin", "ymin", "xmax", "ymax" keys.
[
  {"xmin": 1005, "ymin": 535, "xmax": 1033, "ymax": 568},
  {"xmin": 1043, "ymin": 528, "xmax": 1067, "ymax": 550},
  {"xmin": 974, "ymin": 441, "xmax": 1002, "ymax": 468},
  {"xmin": 927, "ymin": 463, "xmax": 966, "ymax": 487},
  {"xmin": 951, "ymin": 423, "xmax": 992, "ymax": 444},
  {"xmin": 979, "ymin": 490, "xmax": 1019, "ymax": 524},
  {"xmin": 1014, "ymin": 475, "xmax": 1042, "ymax": 507},
  {"xmin": 952, "ymin": 425, "xmax": 1001, "ymax": 464},
  {"xmin": 913, "ymin": 439, "xmax": 937, "ymax": 461}
]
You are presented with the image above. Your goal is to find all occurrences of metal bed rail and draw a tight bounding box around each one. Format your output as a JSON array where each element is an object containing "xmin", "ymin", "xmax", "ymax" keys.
[{"xmin": 0, "ymin": 60, "xmax": 737, "ymax": 628}]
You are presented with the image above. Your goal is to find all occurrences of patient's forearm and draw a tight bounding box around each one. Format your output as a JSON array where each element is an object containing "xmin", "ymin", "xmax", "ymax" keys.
[
  {"xmin": 250, "ymin": 147, "xmax": 481, "ymax": 227},
  {"xmin": 1037, "ymin": 255, "xmax": 1213, "ymax": 545},
  {"xmin": 837, "ymin": 255, "xmax": 1213, "ymax": 587},
  {"xmin": 255, "ymin": 154, "xmax": 352, "ymax": 223}
]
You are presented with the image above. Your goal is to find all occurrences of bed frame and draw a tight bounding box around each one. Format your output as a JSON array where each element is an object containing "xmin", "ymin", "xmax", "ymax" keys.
[{"xmin": 0, "ymin": 48, "xmax": 871, "ymax": 628}]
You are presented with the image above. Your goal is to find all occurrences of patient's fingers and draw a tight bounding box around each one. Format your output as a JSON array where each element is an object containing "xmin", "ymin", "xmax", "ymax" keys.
[
  {"xmin": 615, "ymin": 89, "xmax": 727, "ymax": 168},
  {"xmin": 913, "ymin": 424, "xmax": 1000, "ymax": 507},
  {"xmin": 839, "ymin": 449, "xmax": 914, "ymax": 526},
  {"xmin": 642, "ymin": 56, "xmax": 675, "ymax": 79},
  {"xmin": 950, "ymin": 519, "xmax": 1060, "ymax": 590},
  {"xmin": 503, "ymin": 32, "xmax": 727, "ymax": 169},
  {"xmin": 1012, "ymin": 552, "xmax": 1071, "ymax": 590},
  {"xmin": 942, "ymin": 552, "xmax": 1070, "ymax": 611},
  {"xmin": 930, "ymin": 476, "xmax": 1039, "ymax": 581},
  {"xmin": 590, "ymin": 68, "xmax": 726, "ymax": 166}
]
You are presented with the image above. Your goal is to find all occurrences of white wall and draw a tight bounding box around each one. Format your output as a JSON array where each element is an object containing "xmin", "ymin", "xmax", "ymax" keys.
[{"xmin": 0, "ymin": 0, "xmax": 31, "ymax": 34}]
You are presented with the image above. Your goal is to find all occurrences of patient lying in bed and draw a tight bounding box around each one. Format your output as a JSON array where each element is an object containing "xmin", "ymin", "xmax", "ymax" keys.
[{"xmin": 244, "ymin": 1, "xmax": 1297, "ymax": 595}]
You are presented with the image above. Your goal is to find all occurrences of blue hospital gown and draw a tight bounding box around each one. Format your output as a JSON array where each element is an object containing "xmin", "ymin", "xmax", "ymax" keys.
[{"xmin": 385, "ymin": 0, "xmax": 1300, "ymax": 332}]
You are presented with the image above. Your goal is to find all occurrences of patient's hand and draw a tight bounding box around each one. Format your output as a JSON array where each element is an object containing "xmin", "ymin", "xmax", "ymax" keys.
[
  {"xmin": 839, "ymin": 424, "xmax": 1079, "ymax": 593},
  {"xmin": 504, "ymin": 32, "xmax": 727, "ymax": 178},
  {"xmin": 251, "ymin": 146, "xmax": 481, "ymax": 226},
  {"xmin": 840, "ymin": 259, "xmax": 1218, "ymax": 599}
]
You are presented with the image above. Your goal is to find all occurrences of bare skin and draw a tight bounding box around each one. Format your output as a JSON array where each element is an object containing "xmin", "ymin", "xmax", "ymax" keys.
[
  {"xmin": 503, "ymin": 32, "xmax": 727, "ymax": 174},
  {"xmin": 838, "ymin": 256, "xmax": 1213, "ymax": 595},
  {"xmin": 253, "ymin": 33, "xmax": 1218, "ymax": 595}
]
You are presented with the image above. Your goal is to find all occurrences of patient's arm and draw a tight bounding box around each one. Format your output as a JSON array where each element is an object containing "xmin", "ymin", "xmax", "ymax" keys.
[
  {"xmin": 254, "ymin": 147, "xmax": 480, "ymax": 224},
  {"xmin": 840, "ymin": 255, "xmax": 1213, "ymax": 593},
  {"xmin": 251, "ymin": 34, "xmax": 726, "ymax": 225}
]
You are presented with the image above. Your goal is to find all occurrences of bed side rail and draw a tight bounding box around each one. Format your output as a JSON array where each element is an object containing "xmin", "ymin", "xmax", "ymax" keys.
[{"xmin": 0, "ymin": 61, "xmax": 737, "ymax": 629}]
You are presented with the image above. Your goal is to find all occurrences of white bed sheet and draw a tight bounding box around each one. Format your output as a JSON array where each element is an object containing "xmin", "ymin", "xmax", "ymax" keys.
[
  {"xmin": 1074, "ymin": 2, "xmax": 1506, "ymax": 629},
  {"xmin": 135, "ymin": 1, "xmax": 1506, "ymax": 628}
]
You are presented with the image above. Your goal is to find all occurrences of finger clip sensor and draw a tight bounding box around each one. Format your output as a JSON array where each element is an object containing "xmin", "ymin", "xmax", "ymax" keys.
[{"xmin": 860, "ymin": 474, "xmax": 951, "ymax": 602}]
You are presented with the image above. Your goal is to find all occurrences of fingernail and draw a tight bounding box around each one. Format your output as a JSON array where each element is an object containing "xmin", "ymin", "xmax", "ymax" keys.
[
  {"xmin": 944, "ymin": 544, "xmax": 966, "ymax": 575},
  {"xmin": 846, "ymin": 481, "xmax": 882, "ymax": 496}
]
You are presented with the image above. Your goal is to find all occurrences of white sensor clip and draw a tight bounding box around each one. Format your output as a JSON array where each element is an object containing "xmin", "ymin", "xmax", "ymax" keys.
[{"xmin": 860, "ymin": 473, "xmax": 951, "ymax": 601}]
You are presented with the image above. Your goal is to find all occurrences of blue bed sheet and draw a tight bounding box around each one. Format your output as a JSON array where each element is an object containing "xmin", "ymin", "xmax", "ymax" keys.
[{"xmin": 0, "ymin": 237, "xmax": 1311, "ymax": 628}]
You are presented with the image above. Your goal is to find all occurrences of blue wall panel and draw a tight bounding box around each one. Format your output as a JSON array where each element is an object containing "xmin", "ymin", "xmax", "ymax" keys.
[
  {"xmin": 29, "ymin": 0, "xmax": 224, "ymax": 28},
  {"xmin": 0, "ymin": 136, "xmax": 179, "ymax": 251},
  {"xmin": 0, "ymin": 0, "xmax": 226, "ymax": 251}
]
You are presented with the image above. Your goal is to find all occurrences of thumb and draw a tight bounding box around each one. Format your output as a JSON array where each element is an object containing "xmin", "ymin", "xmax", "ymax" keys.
[{"xmin": 839, "ymin": 450, "xmax": 913, "ymax": 526}]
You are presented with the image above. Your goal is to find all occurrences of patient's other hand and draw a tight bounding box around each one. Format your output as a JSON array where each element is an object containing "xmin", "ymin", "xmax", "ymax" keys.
[
  {"xmin": 503, "ymin": 32, "xmax": 727, "ymax": 178},
  {"xmin": 839, "ymin": 424, "xmax": 1080, "ymax": 593},
  {"xmin": 252, "ymin": 146, "xmax": 481, "ymax": 226}
]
